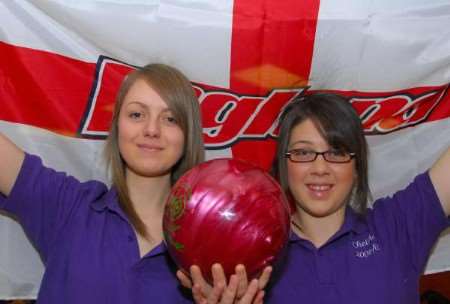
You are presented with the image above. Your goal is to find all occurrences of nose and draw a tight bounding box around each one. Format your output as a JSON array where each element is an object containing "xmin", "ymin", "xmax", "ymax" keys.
[
  {"xmin": 143, "ymin": 116, "xmax": 161, "ymax": 138},
  {"xmin": 310, "ymin": 154, "xmax": 330, "ymax": 175}
]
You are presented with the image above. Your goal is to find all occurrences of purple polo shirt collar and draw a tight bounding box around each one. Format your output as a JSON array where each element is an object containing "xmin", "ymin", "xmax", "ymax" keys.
[
  {"xmin": 90, "ymin": 187, "xmax": 135, "ymax": 220},
  {"xmin": 289, "ymin": 207, "xmax": 367, "ymax": 247},
  {"xmin": 90, "ymin": 187, "xmax": 119, "ymax": 212},
  {"xmin": 90, "ymin": 187, "xmax": 168, "ymax": 258}
]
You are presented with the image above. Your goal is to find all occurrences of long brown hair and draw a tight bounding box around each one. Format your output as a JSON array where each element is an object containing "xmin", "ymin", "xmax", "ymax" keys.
[
  {"xmin": 104, "ymin": 63, "xmax": 204, "ymax": 237},
  {"xmin": 272, "ymin": 93, "xmax": 370, "ymax": 214}
]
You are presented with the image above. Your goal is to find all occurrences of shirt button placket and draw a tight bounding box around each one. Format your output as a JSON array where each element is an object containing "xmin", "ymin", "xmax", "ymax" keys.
[{"xmin": 315, "ymin": 249, "xmax": 337, "ymax": 303}]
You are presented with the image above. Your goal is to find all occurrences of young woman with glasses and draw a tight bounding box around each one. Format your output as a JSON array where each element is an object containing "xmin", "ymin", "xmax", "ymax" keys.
[{"xmin": 268, "ymin": 93, "xmax": 450, "ymax": 303}]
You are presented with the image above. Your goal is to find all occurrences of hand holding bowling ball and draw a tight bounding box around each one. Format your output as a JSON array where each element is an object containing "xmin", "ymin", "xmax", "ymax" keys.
[{"xmin": 163, "ymin": 158, "xmax": 290, "ymax": 284}]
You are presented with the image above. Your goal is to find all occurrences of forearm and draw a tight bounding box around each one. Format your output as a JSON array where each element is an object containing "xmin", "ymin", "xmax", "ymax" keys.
[
  {"xmin": 429, "ymin": 147, "xmax": 450, "ymax": 216},
  {"xmin": 0, "ymin": 132, "xmax": 25, "ymax": 196}
]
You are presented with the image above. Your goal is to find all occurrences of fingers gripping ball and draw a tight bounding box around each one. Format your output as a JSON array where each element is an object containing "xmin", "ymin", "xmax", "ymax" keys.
[{"xmin": 163, "ymin": 158, "xmax": 290, "ymax": 284}]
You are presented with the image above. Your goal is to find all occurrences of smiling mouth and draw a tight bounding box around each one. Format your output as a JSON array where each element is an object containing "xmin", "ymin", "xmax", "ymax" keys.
[
  {"xmin": 307, "ymin": 184, "xmax": 332, "ymax": 191},
  {"xmin": 306, "ymin": 184, "xmax": 333, "ymax": 198},
  {"xmin": 137, "ymin": 144, "xmax": 163, "ymax": 151}
]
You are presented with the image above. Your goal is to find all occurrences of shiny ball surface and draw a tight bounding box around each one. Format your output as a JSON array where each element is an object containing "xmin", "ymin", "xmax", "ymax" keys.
[{"xmin": 163, "ymin": 158, "xmax": 290, "ymax": 283}]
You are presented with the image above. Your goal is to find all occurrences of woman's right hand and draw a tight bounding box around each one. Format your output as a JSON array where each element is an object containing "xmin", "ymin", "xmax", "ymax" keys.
[{"xmin": 177, "ymin": 264, "xmax": 272, "ymax": 304}]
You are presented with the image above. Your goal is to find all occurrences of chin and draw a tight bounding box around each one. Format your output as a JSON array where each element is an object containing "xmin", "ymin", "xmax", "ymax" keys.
[
  {"xmin": 309, "ymin": 210, "xmax": 339, "ymax": 218},
  {"xmin": 299, "ymin": 201, "xmax": 344, "ymax": 219},
  {"xmin": 144, "ymin": 168, "xmax": 172, "ymax": 178},
  {"xmin": 129, "ymin": 164, "xmax": 172, "ymax": 178},
  {"xmin": 317, "ymin": 205, "xmax": 347, "ymax": 219}
]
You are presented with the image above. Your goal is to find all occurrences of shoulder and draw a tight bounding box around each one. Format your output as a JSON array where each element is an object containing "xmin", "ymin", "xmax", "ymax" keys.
[
  {"xmin": 371, "ymin": 171, "xmax": 436, "ymax": 210},
  {"xmin": 18, "ymin": 153, "xmax": 109, "ymax": 205},
  {"xmin": 366, "ymin": 171, "xmax": 447, "ymax": 243}
]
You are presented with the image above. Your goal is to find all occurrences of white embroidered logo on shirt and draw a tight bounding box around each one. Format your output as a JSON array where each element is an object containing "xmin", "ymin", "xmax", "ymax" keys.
[{"xmin": 352, "ymin": 234, "xmax": 381, "ymax": 258}]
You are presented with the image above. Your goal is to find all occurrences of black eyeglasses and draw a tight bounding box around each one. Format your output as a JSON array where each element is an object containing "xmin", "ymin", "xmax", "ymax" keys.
[{"xmin": 285, "ymin": 149, "xmax": 356, "ymax": 163}]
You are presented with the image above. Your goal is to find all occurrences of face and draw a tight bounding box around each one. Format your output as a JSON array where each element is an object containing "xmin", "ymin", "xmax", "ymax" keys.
[
  {"xmin": 287, "ymin": 118, "xmax": 356, "ymax": 220},
  {"xmin": 118, "ymin": 78, "xmax": 185, "ymax": 179}
]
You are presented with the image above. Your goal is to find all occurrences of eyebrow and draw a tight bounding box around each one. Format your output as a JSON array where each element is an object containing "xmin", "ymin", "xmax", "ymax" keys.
[
  {"xmin": 124, "ymin": 101, "xmax": 171, "ymax": 112},
  {"xmin": 124, "ymin": 101, "xmax": 146, "ymax": 108},
  {"xmin": 289, "ymin": 140, "xmax": 313, "ymax": 148}
]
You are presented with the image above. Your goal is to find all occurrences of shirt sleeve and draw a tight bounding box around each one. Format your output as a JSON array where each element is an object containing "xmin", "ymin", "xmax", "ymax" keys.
[
  {"xmin": 371, "ymin": 171, "xmax": 449, "ymax": 273},
  {"xmin": 0, "ymin": 153, "xmax": 106, "ymax": 261}
]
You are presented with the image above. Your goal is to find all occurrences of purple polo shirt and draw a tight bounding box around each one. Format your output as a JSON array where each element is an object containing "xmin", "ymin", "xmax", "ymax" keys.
[
  {"xmin": 266, "ymin": 172, "xmax": 449, "ymax": 304},
  {"xmin": 0, "ymin": 154, "xmax": 192, "ymax": 303}
]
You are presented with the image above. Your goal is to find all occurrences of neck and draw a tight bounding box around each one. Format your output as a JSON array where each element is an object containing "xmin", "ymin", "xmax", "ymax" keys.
[
  {"xmin": 291, "ymin": 207, "xmax": 346, "ymax": 248},
  {"xmin": 125, "ymin": 169, "xmax": 171, "ymax": 234}
]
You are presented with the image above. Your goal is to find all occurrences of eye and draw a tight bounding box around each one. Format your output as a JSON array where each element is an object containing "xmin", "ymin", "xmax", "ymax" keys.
[
  {"xmin": 166, "ymin": 116, "xmax": 177, "ymax": 123},
  {"xmin": 162, "ymin": 113, "xmax": 178, "ymax": 125},
  {"xmin": 329, "ymin": 149, "xmax": 347, "ymax": 157},
  {"xmin": 129, "ymin": 111, "xmax": 143, "ymax": 120},
  {"xmin": 292, "ymin": 149, "xmax": 313, "ymax": 156}
]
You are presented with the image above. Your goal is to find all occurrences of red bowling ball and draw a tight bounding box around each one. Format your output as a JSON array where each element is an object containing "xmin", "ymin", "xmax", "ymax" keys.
[{"xmin": 163, "ymin": 158, "xmax": 290, "ymax": 284}]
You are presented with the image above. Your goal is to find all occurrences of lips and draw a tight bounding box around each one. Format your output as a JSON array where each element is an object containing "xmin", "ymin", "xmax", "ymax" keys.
[
  {"xmin": 137, "ymin": 143, "xmax": 164, "ymax": 151},
  {"xmin": 306, "ymin": 183, "xmax": 333, "ymax": 199}
]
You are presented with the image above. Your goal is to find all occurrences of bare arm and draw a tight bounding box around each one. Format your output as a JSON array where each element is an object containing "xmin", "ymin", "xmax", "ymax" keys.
[
  {"xmin": 429, "ymin": 147, "xmax": 450, "ymax": 217},
  {"xmin": 0, "ymin": 132, "xmax": 25, "ymax": 196}
]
